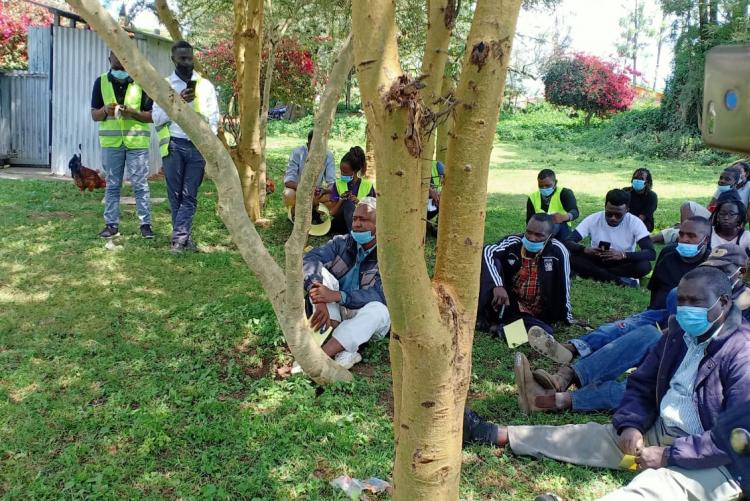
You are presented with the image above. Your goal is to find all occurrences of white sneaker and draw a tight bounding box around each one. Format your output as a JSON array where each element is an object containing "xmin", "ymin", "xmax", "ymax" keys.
[
  {"xmin": 334, "ymin": 351, "xmax": 362, "ymax": 369},
  {"xmin": 291, "ymin": 361, "xmax": 304, "ymax": 374}
]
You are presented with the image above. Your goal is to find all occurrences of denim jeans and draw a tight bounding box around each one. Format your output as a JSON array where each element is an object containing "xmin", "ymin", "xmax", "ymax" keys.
[
  {"xmin": 571, "ymin": 324, "xmax": 662, "ymax": 411},
  {"xmin": 162, "ymin": 138, "xmax": 206, "ymax": 245},
  {"xmin": 101, "ymin": 146, "xmax": 151, "ymax": 226},
  {"xmin": 570, "ymin": 308, "xmax": 668, "ymax": 357}
]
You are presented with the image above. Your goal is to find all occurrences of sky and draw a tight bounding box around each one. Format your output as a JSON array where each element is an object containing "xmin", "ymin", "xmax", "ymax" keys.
[{"xmin": 117, "ymin": 0, "xmax": 674, "ymax": 93}]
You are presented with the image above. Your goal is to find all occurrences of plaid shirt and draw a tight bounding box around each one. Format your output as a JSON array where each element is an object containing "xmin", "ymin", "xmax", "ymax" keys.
[{"xmin": 512, "ymin": 250, "xmax": 542, "ymax": 315}]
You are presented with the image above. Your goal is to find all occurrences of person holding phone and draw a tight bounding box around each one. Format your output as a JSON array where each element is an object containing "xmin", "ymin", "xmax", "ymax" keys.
[
  {"xmin": 526, "ymin": 169, "xmax": 579, "ymax": 241},
  {"xmin": 90, "ymin": 50, "xmax": 154, "ymax": 239},
  {"xmin": 566, "ymin": 189, "xmax": 656, "ymax": 287},
  {"xmin": 283, "ymin": 129, "xmax": 336, "ymax": 222},
  {"xmin": 327, "ymin": 146, "xmax": 376, "ymax": 234},
  {"xmin": 152, "ymin": 41, "xmax": 219, "ymax": 253}
]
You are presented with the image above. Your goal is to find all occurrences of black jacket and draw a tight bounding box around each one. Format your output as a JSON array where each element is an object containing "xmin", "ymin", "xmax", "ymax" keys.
[{"xmin": 482, "ymin": 235, "xmax": 573, "ymax": 324}]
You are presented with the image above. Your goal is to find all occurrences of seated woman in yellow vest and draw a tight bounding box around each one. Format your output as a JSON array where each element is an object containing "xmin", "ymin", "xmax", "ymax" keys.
[
  {"xmin": 327, "ymin": 146, "xmax": 376, "ymax": 234},
  {"xmin": 526, "ymin": 168, "xmax": 579, "ymax": 241}
]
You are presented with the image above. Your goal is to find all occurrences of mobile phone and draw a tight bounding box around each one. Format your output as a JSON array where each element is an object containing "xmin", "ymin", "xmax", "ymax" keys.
[
  {"xmin": 702, "ymin": 45, "xmax": 750, "ymax": 154},
  {"xmin": 599, "ymin": 241, "xmax": 611, "ymax": 251},
  {"xmin": 186, "ymin": 80, "xmax": 197, "ymax": 92}
]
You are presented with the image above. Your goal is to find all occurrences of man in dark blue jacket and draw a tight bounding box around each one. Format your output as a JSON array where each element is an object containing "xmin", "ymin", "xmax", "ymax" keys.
[
  {"xmin": 463, "ymin": 267, "xmax": 750, "ymax": 500},
  {"xmin": 301, "ymin": 197, "xmax": 389, "ymax": 370}
]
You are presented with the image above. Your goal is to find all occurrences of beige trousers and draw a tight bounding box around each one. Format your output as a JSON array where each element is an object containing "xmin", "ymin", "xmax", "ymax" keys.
[{"xmin": 507, "ymin": 419, "xmax": 742, "ymax": 501}]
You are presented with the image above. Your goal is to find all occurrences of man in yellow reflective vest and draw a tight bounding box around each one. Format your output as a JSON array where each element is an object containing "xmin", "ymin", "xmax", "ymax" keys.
[
  {"xmin": 152, "ymin": 41, "xmax": 219, "ymax": 253},
  {"xmin": 90, "ymin": 50, "xmax": 154, "ymax": 239},
  {"xmin": 526, "ymin": 169, "xmax": 579, "ymax": 241}
]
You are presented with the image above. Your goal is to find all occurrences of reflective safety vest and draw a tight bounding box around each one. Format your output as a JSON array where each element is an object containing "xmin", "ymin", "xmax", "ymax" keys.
[
  {"xmin": 335, "ymin": 177, "xmax": 375, "ymax": 200},
  {"xmin": 157, "ymin": 75, "xmax": 211, "ymax": 157},
  {"xmin": 431, "ymin": 161, "xmax": 443, "ymax": 191},
  {"xmin": 530, "ymin": 186, "xmax": 566, "ymax": 215},
  {"xmin": 98, "ymin": 74, "xmax": 151, "ymax": 149}
]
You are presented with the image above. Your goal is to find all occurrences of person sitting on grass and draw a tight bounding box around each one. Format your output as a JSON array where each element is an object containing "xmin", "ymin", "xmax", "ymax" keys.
[
  {"xmin": 679, "ymin": 166, "xmax": 741, "ymax": 222},
  {"xmin": 477, "ymin": 213, "xmax": 572, "ymax": 336},
  {"xmin": 624, "ymin": 167, "xmax": 658, "ymax": 232},
  {"xmin": 526, "ymin": 169, "xmax": 579, "ymax": 241},
  {"xmin": 327, "ymin": 146, "xmax": 376, "ymax": 234},
  {"xmin": 524, "ymin": 244, "xmax": 746, "ymax": 415},
  {"xmin": 283, "ymin": 129, "xmax": 336, "ymax": 223},
  {"xmin": 299, "ymin": 197, "xmax": 389, "ymax": 370},
  {"xmin": 710, "ymin": 192, "xmax": 750, "ymax": 255},
  {"xmin": 566, "ymin": 188, "xmax": 656, "ymax": 287},
  {"xmin": 464, "ymin": 267, "xmax": 750, "ymax": 501}
]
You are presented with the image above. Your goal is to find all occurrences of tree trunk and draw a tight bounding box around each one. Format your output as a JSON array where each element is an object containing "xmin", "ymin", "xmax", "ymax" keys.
[
  {"xmin": 352, "ymin": 0, "xmax": 522, "ymax": 498},
  {"xmin": 699, "ymin": 0, "xmax": 709, "ymax": 42},
  {"xmin": 154, "ymin": 0, "xmax": 183, "ymax": 41},
  {"xmin": 585, "ymin": 110, "xmax": 594, "ymax": 125},
  {"xmin": 435, "ymin": 74, "xmax": 455, "ymax": 165},
  {"xmin": 653, "ymin": 11, "xmax": 666, "ymax": 91},
  {"xmin": 233, "ymin": 0, "xmax": 263, "ymax": 222},
  {"xmin": 364, "ymin": 122, "xmax": 376, "ymax": 180},
  {"xmin": 68, "ymin": 0, "xmax": 355, "ymax": 384},
  {"xmin": 709, "ymin": 0, "xmax": 719, "ymax": 24},
  {"xmin": 259, "ymin": 39, "xmax": 277, "ymax": 209},
  {"xmin": 345, "ymin": 69, "xmax": 353, "ymax": 110}
]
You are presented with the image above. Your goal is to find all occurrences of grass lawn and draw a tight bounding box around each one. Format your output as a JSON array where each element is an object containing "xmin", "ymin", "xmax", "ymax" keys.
[{"xmin": 0, "ymin": 130, "xmax": 723, "ymax": 500}]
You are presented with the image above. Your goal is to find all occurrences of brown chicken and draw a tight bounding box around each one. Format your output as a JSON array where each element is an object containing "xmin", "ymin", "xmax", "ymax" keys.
[
  {"xmin": 265, "ymin": 178, "xmax": 275, "ymax": 194},
  {"xmin": 68, "ymin": 151, "xmax": 106, "ymax": 191}
]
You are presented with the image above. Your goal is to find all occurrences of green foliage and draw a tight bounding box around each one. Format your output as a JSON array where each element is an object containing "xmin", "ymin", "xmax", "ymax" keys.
[{"xmin": 267, "ymin": 113, "xmax": 366, "ymax": 143}]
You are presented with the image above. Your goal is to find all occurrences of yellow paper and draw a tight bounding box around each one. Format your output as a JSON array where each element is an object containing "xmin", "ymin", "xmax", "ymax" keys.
[
  {"xmin": 504, "ymin": 319, "xmax": 528, "ymax": 348},
  {"xmin": 618, "ymin": 454, "xmax": 638, "ymax": 471}
]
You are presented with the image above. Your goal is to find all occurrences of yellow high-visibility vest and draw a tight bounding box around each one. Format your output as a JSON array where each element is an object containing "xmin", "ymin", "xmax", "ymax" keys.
[{"xmin": 98, "ymin": 73, "xmax": 151, "ymax": 149}]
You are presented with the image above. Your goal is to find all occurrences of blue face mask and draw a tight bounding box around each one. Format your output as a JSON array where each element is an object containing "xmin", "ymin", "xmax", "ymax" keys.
[
  {"xmin": 340, "ymin": 175, "xmax": 353, "ymax": 183},
  {"xmin": 522, "ymin": 235, "xmax": 546, "ymax": 254},
  {"xmin": 632, "ymin": 179, "xmax": 646, "ymax": 191},
  {"xmin": 539, "ymin": 186, "xmax": 555, "ymax": 197},
  {"xmin": 111, "ymin": 69, "xmax": 129, "ymax": 80},
  {"xmin": 676, "ymin": 241, "xmax": 704, "ymax": 259},
  {"xmin": 351, "ymin": 230, "xmax": 375, "ymax": 245},
  {"xmin": 676, "ymin": 298, "xmax": 721, "ymax": 337},
  {"xmin": 718, "ymin": 183, "xmax": 732, "ymax": 193}
]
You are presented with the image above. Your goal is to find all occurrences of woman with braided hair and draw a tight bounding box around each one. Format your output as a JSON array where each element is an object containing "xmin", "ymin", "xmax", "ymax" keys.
[{"xmin": 327, "ymin": 146, "xmax": 376, "ymax": 234}]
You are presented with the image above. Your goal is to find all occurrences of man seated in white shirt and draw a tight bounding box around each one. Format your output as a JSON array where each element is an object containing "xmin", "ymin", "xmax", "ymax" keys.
[
  {"xmin": 565, "ymin": 189, "xmax": 656, "ymax": 287},
  {"xmin": 151, "ymin": 40, "xmax": 219, "ymax": 253},
  {"xmin": 283, "ymin": 130, "xmax": 336, "ymax": 224}
]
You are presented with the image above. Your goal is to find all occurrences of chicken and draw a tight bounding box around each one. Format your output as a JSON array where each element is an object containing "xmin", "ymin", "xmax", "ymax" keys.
[
  {"xmin": 265, "ymin": 178, "xmax": 275, "ymax": 194},
  {"xmin": 68, "ymin": 151, "xmax": 106, "ymax": 192}
]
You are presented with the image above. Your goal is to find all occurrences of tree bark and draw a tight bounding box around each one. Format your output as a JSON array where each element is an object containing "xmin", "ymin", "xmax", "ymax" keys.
[
  {"xmin": 233, "ymin": 0, "xmax": 263, "ymax": 222},
  {"xmin": 435, "ymin": 73, "xmax": 455, "ymax": 165},
  {"xmin": 653, "ymin": 10, "xmax": 665, "ymax": 91},
  {"xmin": 352, "ymin": 0, "xmax": 522, "ymax": 498},
  {"xmin": 68, "ymin": 0, "xmax": 354, "ymax": 384},
  {"xmin": 154, "ymin": 0, "xmax": 183, "ymax": 41}
]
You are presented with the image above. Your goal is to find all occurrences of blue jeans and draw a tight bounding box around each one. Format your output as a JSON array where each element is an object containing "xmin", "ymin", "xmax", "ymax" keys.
[
  {"xmin": 570, "ymin": 308, "xmax": 667, "ymax": 357},
  {"xmin": 101, "ymin": 146, "xmax": 151, "ymax": 226},
  {"xmin": 162, "ymin": 138, "xmax": 206, "ymax": 245},
  {"xmin": 571, "ymin": 325, "xmax": 662, "ymax": 411}
]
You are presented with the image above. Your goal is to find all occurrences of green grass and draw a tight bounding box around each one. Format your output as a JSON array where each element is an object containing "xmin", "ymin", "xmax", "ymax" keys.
[{"xmin": 0, "ymin": 127, "xmax": 729, "ymax": 500}]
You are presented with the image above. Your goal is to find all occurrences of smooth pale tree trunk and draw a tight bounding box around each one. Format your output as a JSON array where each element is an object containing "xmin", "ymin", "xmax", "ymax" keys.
[
  {"xmin": 69, "ymin": 0, "xmax": 354, "ymax": 384},
  {"xmin": 259, "ymin": 40, "xmax": 277, "ymax": 209},
  {"xmin": 233, "ymin": 0, "xmax": 263, "ymax": 222},
  {"xmin": 435, "ymin": 74, "xmax": 455, "ymax": 165},
  {"xmin": 364, "ymin": 123, "xmax": 376, "ymax": 179},
  {"xmin": 154, "ymin": 0, "xmax": 183, "ymax": 41},
  {"xmin": 352, "ymin": 0, "xmax": 522, "ymax": 498}
]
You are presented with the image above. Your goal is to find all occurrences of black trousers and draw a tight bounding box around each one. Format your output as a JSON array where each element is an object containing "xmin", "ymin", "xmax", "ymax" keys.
[{"xmin": 570, "ymin": 253, "xmax": 651, "ymax": 284}]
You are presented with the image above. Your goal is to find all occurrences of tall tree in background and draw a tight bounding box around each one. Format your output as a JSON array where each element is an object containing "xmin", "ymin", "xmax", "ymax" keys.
[
  {"xmin": 617, "ymin": 0, "xmax": 655, "ymax": 86},
  {"xmin": 352, "ymin": 0, "xmax": 522, "ymax": 497}
]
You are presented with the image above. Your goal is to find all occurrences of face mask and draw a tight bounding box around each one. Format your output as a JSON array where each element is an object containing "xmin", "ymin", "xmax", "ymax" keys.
[
  {"xmin": 676, "ymin": 240, "xmax": 704, "ymax": 258},
  {"xmin": 110, "ymin": 69, "xmax": 129, "ymax": 80},
  {"xmin": 718, "ymin": 184, "xmax": 732, "ymax": 193},
  {"xmin": 522, "ymin": 236, "xmax": 546, "ymax": 253},
  {"xmin": 175, "ymin": 63, "xmax": 194, "ymax": 79},
  {"xmin": 351, "ymin": 230, "xmax": 375, "ymax": 245},
  {"xmin": 539, "ymin": 187, "xmax": 555, "ymax": 197},
  {"xmin": 632, "ymin": 179, "xmax": 646, "ymax": 191},
  {"xmin": 676, "ymin": 297, "xmax": 721, "ymax": 337},
  {"xmin": 340, "ymin": 175, "xmax": 353, "ymax": 183}
]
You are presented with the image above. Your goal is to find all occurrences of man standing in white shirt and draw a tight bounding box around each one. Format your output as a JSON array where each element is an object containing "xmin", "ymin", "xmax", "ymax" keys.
[
  {"xmin": 566, "ymin": 189, "xmax": 656, "ymax": 287},
  {"xmin": 152, "ymin": 41, "xmax": 219, "ymax": 253}
]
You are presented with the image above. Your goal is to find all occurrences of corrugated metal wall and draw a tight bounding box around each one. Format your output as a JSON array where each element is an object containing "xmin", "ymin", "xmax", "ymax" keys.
[
  {"xmin": 0, "ymin": 74, "xmax": 10, "ymax": 159},
  {"xmin": 0, "ymin": 73, "xmax": 50, "ymax": 164},
  {"xmin": 49, "ymin": 26, "xmax": 172, "ymax": 176}
]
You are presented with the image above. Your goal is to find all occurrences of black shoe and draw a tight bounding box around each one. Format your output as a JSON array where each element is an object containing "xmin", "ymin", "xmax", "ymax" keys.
[
  {"xmin": 462, "ymin": 408, "xmax": 499, "ymax": 447},
  {"xmin": 140, "ymin": 224, "xmax": 154, "ymax": 239},
  {"xmin": 534, "ymin": 494, "xmax": 563, "ymax": 501},
  {"xmin": 98, "ymin": 225, "xmax": 119, "ymax": 238},
  {"xmin": 311, "ymin": 209, "xmax": 323, "ymax": 225},
  {"xmin": 184, "ymin": 239, "xmax": 198, "ymax": 253}
]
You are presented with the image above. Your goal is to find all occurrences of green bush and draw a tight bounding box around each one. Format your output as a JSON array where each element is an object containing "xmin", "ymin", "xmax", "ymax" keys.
[{"xmin": 266, "ymin": 113, "xmax": 366, "ymax": 142}]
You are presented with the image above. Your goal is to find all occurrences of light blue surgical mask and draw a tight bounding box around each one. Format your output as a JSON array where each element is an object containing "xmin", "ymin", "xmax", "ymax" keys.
[
  {"xmin": 351, "ymin": 230, "xmax": 374, "ymax": 245},
  {"xmin": 676, "ymin": 241, "xmax": 704, "ymax": 259},
  {"xmin": 632, "ymin": 179, "xmax": 646, "ymax": 191},
  {"xmin": 340, "ymin": 175, "xmax": 353, "ymax": 183},
  {"xmin": 676, "ymin": 298, "xmax": 721, "ymax": 337},
  {"xmin": 110, "ymin": 69, "xmax": 129, "ymax": 80},
  {"xmin": 539, "ymin": 186, "xmax": 555, "ymax": 197},
  {"xmin": 718, "ymin": 184, "xmax": 732, "ymax": 193},
  {"xmin": 522, "ymin": 236, "xmax": 546, "ymax": 254}
]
